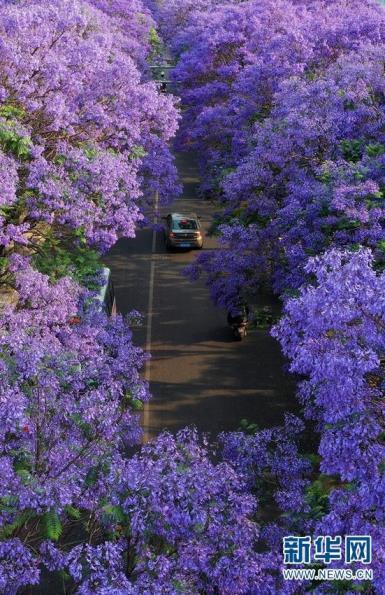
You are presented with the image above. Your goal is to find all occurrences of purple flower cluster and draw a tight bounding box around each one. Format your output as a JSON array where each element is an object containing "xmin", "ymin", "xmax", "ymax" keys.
[
  {"xmin": 0, "ymin": 539, "xmax": 40, "ymax": 595},
  {"xmin": 1, "ymin": 255, "xmax": 149, "ymax": 502},
  {"xmin": 273, "ymin": 248, "xmax": 385, "ymax": 590},
  {"xmin": 50, "ymin": 429, "xmax": 290, "ymax": 594},
  {"xmin": 0, "ymin": 256, "xmax": 151, "ymax": 590},
  {"xmin": 0, "ymin": 0, "xmax": 180, "ymax": 255}
]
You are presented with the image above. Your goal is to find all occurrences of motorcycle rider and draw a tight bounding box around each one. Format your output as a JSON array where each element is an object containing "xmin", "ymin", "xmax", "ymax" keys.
[
  {"xmin": 227, "ymin": 302, "xmax": 249, "ymax": 327},
  {"xmin": 159, "ymin": 70, "xmax": 167, "ymax": 92}
]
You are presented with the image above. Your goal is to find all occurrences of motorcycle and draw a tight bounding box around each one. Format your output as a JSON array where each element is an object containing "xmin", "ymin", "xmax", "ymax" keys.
[
  {"xmin": 231, "ymin": 319, "xmax": 248, "ymax": 340},
  {"xmin": 227, "ymin": 304, "xmax": 249, "ymax": 341}
]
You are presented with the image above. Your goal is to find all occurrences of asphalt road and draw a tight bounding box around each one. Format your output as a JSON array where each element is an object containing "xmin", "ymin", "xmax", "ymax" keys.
[{"xmin": 105, "ymin": 151, "xmax": 297, "ymax": 441}]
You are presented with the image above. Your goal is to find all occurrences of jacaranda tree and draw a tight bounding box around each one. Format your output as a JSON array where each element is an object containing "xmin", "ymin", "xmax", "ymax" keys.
[{"xmin": 0, "ymin": 0, "xmax": 180, "ymax": 267}]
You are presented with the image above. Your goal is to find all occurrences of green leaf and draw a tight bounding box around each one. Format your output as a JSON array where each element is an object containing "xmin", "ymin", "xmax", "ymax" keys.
[
  {"xmin": 344, "ymin": 482, "xmax": 357, "ymax": 492},
  {"xmin": 53, "ymin": 154, "xmax": 66, "ymax": 166},
  {"xmin": 366, "ymin": 142, "xmax": 385, "ymax": 158},
  {"xmin": 239, "ymin": 418, "xmax": 259, "ymax": 434},
  {"xmin": 64, "ymin": 505, "xmax": 81, "ymax": 520},
  {"xmin": 121, "ymin": 392, "xmax": 144, "ymax": 412},
  {"xmin": 130, "ymin": 145, "xmax": 147, "ymax": 160},
  {"xmin": 0, "ymin": 104, "xmax": 25, "ymax": 120},
  {"xmin": 83, "ymin": 145, "xmax": 98, "ymax": 160},
  {"xmin": 149, "ymin": 26, "xmax": 161, "ymax": 48},
  {"xmin": 102, "ymin": 504, "xmax": 126, "ymax": 523},
  {"xmin": 0, "ymin": 510, "xmax": 34, "ymax": 539},
  {"xmin": 172, "ymin": 579, "xmax": 188, "ymax": 592},
  {"xmin": 340, "ymin": 139, "xmax": 362, "ymax": 162},
  {"xmin": 0, "ymin": 123, "xmax": 32, "ymax": 160},
  {"xmin": 303, "ymin": 453, "xmax": 321, "ymax": 467},
  {"xmin": 377, "ymin": 240, "xmax": 385, "ymax": 253},
  {"xmin": 41, "ymin": 510, "xmax": 62, "ymax": 541},
  {"xmin": 85, "ymin": 466, "xmax": 100, "ymax": 487},
  {"xmin": 33, "ymin": 239, "xmax": 102, "ymax": 288},
  {"xmin": 57, "ymin": 570, "xmax": 71, "ymax": 583}
]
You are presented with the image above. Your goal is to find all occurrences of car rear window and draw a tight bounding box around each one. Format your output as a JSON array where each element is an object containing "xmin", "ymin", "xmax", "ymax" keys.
[{"xmin": 173, "ymin": 218, "xmax": 198, "ymax": 230}]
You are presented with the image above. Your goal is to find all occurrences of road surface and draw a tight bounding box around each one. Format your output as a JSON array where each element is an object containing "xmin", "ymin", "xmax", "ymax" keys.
[{"xmin": 105, "ymin": 151, "xmax": 297, "ymax": 441}]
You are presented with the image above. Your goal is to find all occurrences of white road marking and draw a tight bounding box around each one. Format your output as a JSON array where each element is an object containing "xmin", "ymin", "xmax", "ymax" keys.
[{"xmin": 143, "ymin": 190, "xmax": 159, "ymax": 442}]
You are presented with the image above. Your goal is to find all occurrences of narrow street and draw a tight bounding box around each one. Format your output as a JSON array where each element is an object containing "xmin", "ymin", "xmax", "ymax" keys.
[{"xmin": 105, "ymin": 151, "xmax": 297, "ymax": 440}]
